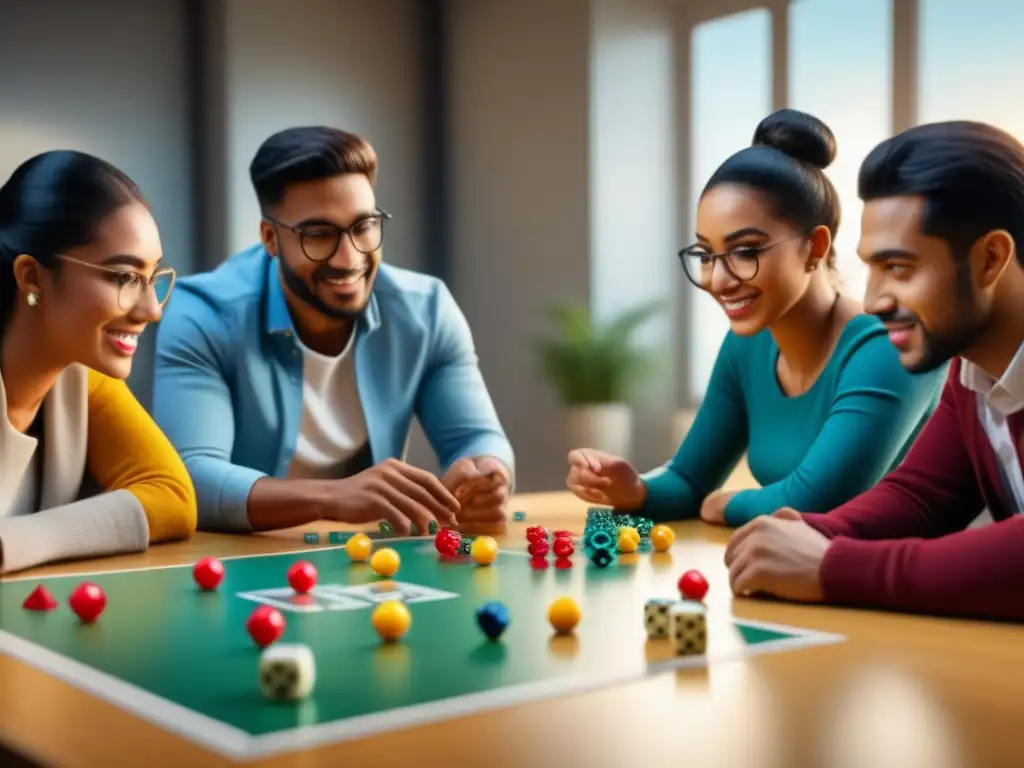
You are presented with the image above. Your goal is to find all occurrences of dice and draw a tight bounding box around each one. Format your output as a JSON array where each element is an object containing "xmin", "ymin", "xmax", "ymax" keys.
[
  {"xmin": 259, "ymin": 643, "xmax": 316, "ymax": 701},
  {"xmin": 669, "ymin": 600, "xmax": 707, "ymax": 655},
  {"xmin": 643, "ymin": 597, "xmax": 676, "ymax": 638}
]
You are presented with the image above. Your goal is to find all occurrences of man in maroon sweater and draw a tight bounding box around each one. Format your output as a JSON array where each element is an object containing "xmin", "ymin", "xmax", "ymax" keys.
[{"xmin": 724, "ymin": 121, "xmax": 1024, "ymax": 622}]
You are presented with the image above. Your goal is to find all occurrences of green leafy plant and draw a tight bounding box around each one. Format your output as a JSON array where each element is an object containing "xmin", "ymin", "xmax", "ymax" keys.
[{"xmin": 535, "ymin": 298, "xmax": 669, "ymax": 406}]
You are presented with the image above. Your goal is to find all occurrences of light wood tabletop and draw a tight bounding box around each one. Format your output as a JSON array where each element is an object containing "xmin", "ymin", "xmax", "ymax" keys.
[{"xmin": 1, "ymin": 490, "xmax": 1023, "ymax": 768}]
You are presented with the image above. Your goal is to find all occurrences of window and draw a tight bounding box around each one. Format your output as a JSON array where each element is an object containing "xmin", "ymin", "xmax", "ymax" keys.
[
  {"xmin": 788, "ymin": 0, "xmax": 893, "ymax": 302},
  {"xmin": 919, "ymin": 0, "xmax": 1024, "ymax": 142},
  {"xmin": 688, "ymin": 9, "xmax": 772, "ymax": 399}
]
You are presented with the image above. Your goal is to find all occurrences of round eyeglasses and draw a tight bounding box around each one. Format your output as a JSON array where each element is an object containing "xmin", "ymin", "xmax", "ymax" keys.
[
  {"xmin": 266, "ymin": 210, "xmax": 391, "ymax": 262},
  {"xmin": 55, "ymin": 254, "xmax": 176, "ymax": 310},
  {"xmin": 678, "ymin": 236, "xmax": 802, "ymax": 290}
]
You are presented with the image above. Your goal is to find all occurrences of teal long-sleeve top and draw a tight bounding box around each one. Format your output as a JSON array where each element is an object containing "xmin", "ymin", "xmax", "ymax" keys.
[{"xmin": 639, "ymin": 314, "xmax": 946, "ymax": 526}]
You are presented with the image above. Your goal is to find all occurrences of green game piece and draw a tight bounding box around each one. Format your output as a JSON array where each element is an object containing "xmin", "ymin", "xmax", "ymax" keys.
[
  {"xmin": 456, "ymin": 537, "xmax": 474, "ymax": 556},
  {"xmin": 584, "ymin": 530, "xmax": 614, "ymax": 551},
  {"xmin": 635, "ymin": 517, "xmax": 654, "ymax": 538},
  {"xmin": 303, "ymin": 532, "xmax": 320, "ymax": 544},
  {"xmin": 428, "ymin": 520, "xmax": 439, "ymax": 534},
  {"xmin": 378, "ymin": 520, "xmax": 394, "ymax": 534},
  {"xmin": 513, "ymin": 511, "xmax": 526, "ymax": 522},
  {"xmin": 590, "ymin": 548, "xmax": 615, "ymax": 568},
  {"xmin": 328, "ymin": 532, "xmax": 349, "ymax": 544}
]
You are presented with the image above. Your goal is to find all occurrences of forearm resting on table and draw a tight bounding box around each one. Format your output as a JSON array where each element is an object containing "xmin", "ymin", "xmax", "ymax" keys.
[
  {"xmin": 0, "ymin": 490, "xmax": 149, "ymax": 574},
  {"xmin": 245, "ymin": 477, "xmax": 330, "ymax": 532}
]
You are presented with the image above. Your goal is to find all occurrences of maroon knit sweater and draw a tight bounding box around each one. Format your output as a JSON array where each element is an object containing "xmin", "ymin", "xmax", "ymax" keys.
[{"xmin": 804, "ymin": 357, "xmax": 1024, "ymax": 621}]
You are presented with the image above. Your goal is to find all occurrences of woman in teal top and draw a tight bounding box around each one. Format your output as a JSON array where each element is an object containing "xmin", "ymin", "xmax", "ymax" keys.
[{"xmin": 566, "ymin": 109, "xmax": 946, "ymax": 526}]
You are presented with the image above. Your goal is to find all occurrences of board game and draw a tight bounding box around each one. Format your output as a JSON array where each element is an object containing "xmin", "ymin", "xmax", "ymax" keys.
[{"xmin": 0, "ymin": 533, "xmax": 844, "ymax": 762}]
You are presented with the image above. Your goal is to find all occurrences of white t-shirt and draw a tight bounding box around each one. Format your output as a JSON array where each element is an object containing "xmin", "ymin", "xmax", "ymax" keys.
[{"xmin": 287, "ymin": 328, "xmax": 370, "ymax": 481}]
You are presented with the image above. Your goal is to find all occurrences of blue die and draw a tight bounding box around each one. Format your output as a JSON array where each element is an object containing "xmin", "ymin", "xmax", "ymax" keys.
[{"xmin": 476, "ymin": 601, "xmax": 510, "ymax": 641}]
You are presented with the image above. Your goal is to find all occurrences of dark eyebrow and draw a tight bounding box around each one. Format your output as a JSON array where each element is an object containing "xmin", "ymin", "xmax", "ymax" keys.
[
  {"xmin": 723, "ymin": 227, "xmax": 770, "ymax": 244},
  {"xmin": 100, "ymin": 254, "xmax": 155, "ymax": 269},
  {"xmin": 295, "ymin": 211, "xmax": 378, "ymax": 229},
  {"xmin": 867, "ymin": 248, "xmax": 918, "ymax": 263}
]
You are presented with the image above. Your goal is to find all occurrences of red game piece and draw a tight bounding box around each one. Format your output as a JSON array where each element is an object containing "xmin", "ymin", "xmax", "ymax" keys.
[
  {"xmin": 22, "ymin": 585, "xmax": 58, "ymax": 611},
  {"xmin": 192, "ymin": 556, "xmax": 225, "ymax": 591},
  {"xmin": 434, "ymin": 529, "xmax": 461, "ymax": 556},
  {"xmin": 678, "ymin": 569, "xmax": 709, "ymax": 601},
  {"xmin": 554, "ymin": 557, "xmax": 573, "ymax": 570},
  {"xmin": 287, "ymin": 561, "xmax": 317, "ymax": 594},
  {"xmin": 529, "ymin": 556, "xmax": 549, "ymax": 570},
  {"xmin": 528, "ymin": 539, "xmax": 549, "ymax": 557},
  {"xmin": 526, "ymin": 526, "xmax": 548, "ymax": 543},
  {"xmin": 552, "ymin": 537, "xmax": 575, "ymax": 558},
  {"xmin": 246, "ymin": 605, "xmax": 286, "ymax": 648},
  {"xmin": 553, "ymin": 530, "xmax": 573, "ymax": 539},
  {"xmin": 68, "ymin": 582, "xmax": 106, "ymax": 623}
]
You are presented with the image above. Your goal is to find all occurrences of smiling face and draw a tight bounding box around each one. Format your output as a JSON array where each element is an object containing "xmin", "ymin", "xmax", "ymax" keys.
[
  {"xmin": 261, "ymin": 173, "xmax": 383, "ymax": 322},
  {"xmin": 14, "ymin": 201, "xmax": 169, "ymax": 379},
  {"xmin": 858, "ymin": 195, "xmax": 992, "ymax": 373},
  {"xmin": 687, "ymin": 183, "xmax": 827, "ymax": 335}
]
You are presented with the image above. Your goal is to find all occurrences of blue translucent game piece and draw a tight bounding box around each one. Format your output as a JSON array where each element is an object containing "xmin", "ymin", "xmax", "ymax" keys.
[
  {"xmin": 513, "ymin": 511, "xmax": 526, "ymax": 522},
  {"xmin": 303, "ymin": 533, "xmax": 320, "ymax": 544},
  {"xmin": 476, "ymin": 601, "xmax": 510, "ymax": 641}
]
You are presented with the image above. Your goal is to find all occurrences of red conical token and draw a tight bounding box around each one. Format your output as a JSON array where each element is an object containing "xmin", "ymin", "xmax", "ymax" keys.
[{"xmin": 22, "ymin": 585, "xmax": 58, "ymax": 611}]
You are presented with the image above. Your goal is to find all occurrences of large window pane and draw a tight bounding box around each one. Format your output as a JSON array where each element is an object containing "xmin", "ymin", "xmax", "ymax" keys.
[
  {"xmin": 919, "ymin": 0, "xmax": 1024, "ymax": 142},
  {"xmin": 688, "ymin": 9, "xmax": 771, "ymax": 399},
  {"xmin": 788, "ymin": 0, "xmax": 892, "ymax": 303}
]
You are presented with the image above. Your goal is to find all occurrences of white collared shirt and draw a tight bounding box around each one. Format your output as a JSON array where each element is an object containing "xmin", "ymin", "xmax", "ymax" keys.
[{"xmin": 960, "ymin": 344, "xmax": 1024, "ymax": 514}]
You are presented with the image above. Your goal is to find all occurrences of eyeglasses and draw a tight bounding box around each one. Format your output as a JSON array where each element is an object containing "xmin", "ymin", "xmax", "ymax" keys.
[
  {"xmin": 55, "ymin": 254, "xmax": 176, "ymax": 310},
  {"xmin": 266, "ymin": 209, "xmax": 391, "ymax": 263},
  {"xmin": 678, "ymin": 235, "xmax": 802, "ymax": 290}
]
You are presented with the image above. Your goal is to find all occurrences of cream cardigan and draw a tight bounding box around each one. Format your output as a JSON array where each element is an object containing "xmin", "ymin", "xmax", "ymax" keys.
[{"xmin": 0, "ymin": 364, "xmax": 149, "ymax": 573}]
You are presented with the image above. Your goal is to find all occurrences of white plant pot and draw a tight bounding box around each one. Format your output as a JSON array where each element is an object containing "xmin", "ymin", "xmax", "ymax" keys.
[{"xmin": 566, "ymin": 403, "xmax": 633, "ymax": 458}]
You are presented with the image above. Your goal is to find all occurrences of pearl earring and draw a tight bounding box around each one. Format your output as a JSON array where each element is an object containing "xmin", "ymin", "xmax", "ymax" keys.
[{"xmin": 26, "ymin": 292, "xmax": 39, "ymax": 306}]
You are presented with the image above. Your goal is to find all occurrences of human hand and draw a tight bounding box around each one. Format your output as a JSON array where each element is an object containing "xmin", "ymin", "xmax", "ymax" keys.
[
  {"xmin": 330, "ymin": 458, "xmax": 460, "ymax": 535},
  {"xmin": 723, "ymin": 508, "xmax": 830, "ymax": 602},
  {"xmin": 566, "ymin": 448, "xmax": 646, "ymax": 510},
  {"xmin": 442, "ymin": 456, "xmax": 511, "ymax": 535},
  {"xmin": 699, "ymin": 490, "xmax": 735, "ymax": 525}
]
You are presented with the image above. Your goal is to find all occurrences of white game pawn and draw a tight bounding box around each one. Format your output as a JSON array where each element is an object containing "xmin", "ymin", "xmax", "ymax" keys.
[{"xmin": 259, "ymin": 643, "xmax": 316, "ymax": 701}]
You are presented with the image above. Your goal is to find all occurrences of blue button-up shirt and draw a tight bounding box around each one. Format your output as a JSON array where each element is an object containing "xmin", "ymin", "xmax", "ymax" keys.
[{"xmin": 152, "ymin": 245, "xmax": 514, "ymax": 532}]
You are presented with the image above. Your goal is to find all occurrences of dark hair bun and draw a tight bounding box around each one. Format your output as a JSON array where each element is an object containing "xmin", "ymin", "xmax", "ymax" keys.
[{"xmin": 753, "ymin": 109, "xmax": 836, "ymax": 170}]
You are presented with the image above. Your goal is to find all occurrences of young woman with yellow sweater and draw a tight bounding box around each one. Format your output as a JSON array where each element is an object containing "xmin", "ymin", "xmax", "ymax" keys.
[{"xmin": 0, "ymin": 150, "xmax": 197, "ymax": 573}]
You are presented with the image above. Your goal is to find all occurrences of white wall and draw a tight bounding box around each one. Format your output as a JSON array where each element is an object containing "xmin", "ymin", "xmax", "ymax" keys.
[
  {"xmin": 0, "ymin": 0, "xmax": 194, "ymax": 406},
  {"xmin": 446, "ymin": 0, "xmax": 593, "ymax": 491},
  {"xmin": 589, "ymin": 0, "xmax": 680, "ymax": 472},
  {"xmin": 210, "ymin": 0, "xmax": 426, "ymax": 272}
]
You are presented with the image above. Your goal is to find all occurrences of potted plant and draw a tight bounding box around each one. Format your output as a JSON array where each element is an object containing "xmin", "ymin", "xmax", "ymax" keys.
[{"xmin": 535, "ymin": 298, "xmax": 668, "ymax": 459}]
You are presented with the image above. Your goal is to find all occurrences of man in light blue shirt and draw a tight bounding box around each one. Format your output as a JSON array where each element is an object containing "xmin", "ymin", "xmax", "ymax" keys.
[{"xmin": 152, "ymin": 126, "xmax": 514, "ymax": 535}]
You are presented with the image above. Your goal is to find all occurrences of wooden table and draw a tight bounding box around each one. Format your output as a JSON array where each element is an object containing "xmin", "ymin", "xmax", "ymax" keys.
[{"xmin": 1, "ymin": 491, "xmax": 1023, "ymax": 768}]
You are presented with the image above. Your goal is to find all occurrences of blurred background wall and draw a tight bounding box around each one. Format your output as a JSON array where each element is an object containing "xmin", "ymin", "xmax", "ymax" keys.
[{"xmin": 2, "ymin": 0, "xmax": 1022, "ymax": 493}]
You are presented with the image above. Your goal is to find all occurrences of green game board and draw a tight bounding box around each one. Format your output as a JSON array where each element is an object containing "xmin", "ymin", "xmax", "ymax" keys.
[{"xmin": 0, "ymin": 538, "xmax": 843, "ymax": 762}]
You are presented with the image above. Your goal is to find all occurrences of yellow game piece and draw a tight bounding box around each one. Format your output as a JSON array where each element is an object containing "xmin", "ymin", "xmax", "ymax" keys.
[
  {"xmin": 651, "ymin": 524, "xmax": 675, "ymax": 552},
  {"xmin": 370, "ymin": 547, "xmax": 401, "ymax": 577},
  {"xmin": 617, "ymin": 528, "xmax": 638, "ymax": 554},
  {"xmin": 372, "ymin": 600, "xmax": 411, "ymax": 642},
  {"xmin": 547, "ymin": 596, "xmax": 581, "ymax": 634},
  {"xmin": 345, "ymin": 532, "xmax": 373, "ymax": 562},
  {"xmin": 621, "ymin": 526, "xmax": 640, "ymax": 544},
  {"xmin": 470, "ymin": 536, "xmax": 498, "ymax": 565}
]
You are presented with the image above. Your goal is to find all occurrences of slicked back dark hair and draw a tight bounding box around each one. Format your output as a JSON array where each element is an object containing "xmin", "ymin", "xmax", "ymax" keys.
[
  {"xmin": 249, "ymin": 126, "xmax": 378, "ymax": 211},
  {"xmin": 703, "ymin": 109, "xmax": 842, "ymax": 268},
  {"xmin": 858, "ymin": 120, "xmax": 1024, "ymax": 263},
  {"xmin": 0, "ymin": 150, "xmax": 145, "ymax": 330}
]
